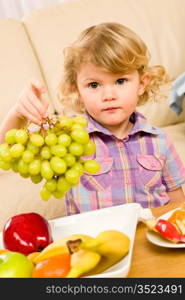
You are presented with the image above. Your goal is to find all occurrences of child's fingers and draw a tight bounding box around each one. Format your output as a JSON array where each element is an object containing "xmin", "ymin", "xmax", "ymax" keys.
[
  {"xmin": 30, "ymin": 79, "xmax": 46, "ymax": 95},
  {"xmin": 29, "ymin": 79, "xmax": 49, "ymax": 117},
  {"xmin": 17, "ymin": 104, "xmax": 41, "ymax": 125},
  {"xmin": 40, "ymin": 96, "xmax": 49, "ymax": 117},
  {"xmin": 27, "ymin": 91, "xmax": 46, "ymax": 117},
  {"xmin": 21, "ymin": 100, "xmax": 42, "ymax": 123}
]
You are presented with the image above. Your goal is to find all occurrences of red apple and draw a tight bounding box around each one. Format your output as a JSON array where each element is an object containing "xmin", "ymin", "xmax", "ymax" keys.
[{"xmin": 3, "ymin": 212, "xmax": 53, "ymax": 255}]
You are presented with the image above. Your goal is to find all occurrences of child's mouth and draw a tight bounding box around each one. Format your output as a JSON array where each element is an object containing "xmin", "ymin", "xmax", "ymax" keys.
[{"xmin": 103, "ymin": 107, "xmax": 120, "ymax": 112}]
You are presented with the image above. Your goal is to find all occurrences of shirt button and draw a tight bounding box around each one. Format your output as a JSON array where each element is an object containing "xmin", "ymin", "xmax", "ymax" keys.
[{"xmin": 116, "ymin": 141, "xmax": 123, "ymax": 147}]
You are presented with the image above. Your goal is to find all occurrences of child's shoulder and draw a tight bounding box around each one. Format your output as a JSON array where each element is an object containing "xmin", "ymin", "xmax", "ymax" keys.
[{"xmin": 135, "ymin": 112, "xmax": 169, "ymax": 139}]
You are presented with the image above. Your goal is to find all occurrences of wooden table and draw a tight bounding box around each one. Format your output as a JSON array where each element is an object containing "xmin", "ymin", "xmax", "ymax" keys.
[{"xmin": 128, "ymin": 203, "xmax": 185, "ymax": 278}]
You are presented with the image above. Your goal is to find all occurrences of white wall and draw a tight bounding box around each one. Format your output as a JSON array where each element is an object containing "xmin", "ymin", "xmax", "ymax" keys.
[{"xmin": 0, "ymin": 0, "xmax": 74, "ymax": 19}]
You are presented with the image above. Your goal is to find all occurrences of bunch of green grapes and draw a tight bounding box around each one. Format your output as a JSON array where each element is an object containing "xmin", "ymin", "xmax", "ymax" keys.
[{"xmin": 0, "ymin": 115, "xmax": 100, "ymax": 201}]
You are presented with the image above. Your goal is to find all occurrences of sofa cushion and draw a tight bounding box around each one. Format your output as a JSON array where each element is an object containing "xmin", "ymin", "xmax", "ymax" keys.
[{"xmin": 0, "ymin": 19, "xmax": 54, "ymax": 124}]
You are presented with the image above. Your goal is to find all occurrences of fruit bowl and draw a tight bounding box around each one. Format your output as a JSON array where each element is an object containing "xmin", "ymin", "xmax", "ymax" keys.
[{"xmin": 0, "ymin": 203, "xmax": 151, "ymax": 277}]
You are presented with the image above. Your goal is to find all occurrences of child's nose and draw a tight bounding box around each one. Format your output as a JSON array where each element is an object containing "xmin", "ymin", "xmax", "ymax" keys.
[{"xmin": 102, "ymin": 86, "xmax": 116, "ymax": 101}]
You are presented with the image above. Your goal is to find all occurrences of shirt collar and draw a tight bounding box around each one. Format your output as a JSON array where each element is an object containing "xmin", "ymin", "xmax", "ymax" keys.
[{"xmin": 85, "ymin": 111, "xmax": 160, "ymax": 137}]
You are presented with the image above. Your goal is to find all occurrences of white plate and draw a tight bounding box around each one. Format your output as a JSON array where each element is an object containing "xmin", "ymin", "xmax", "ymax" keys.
[
  {"xmin": 146, "ymin": 208, "xmax": 185, "ymax": 248},
  {"xmin": 0, "ymin": 203, "xmax": 146, "ymax": 278}
]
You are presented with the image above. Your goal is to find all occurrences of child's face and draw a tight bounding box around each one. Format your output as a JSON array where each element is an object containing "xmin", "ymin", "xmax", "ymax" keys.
[{"xmin": 76, "ymin": 62, "xmax": 147, "ymax": 132}]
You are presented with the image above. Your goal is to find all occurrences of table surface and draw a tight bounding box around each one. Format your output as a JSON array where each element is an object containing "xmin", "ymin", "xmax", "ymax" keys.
[{"xmin": 128, "ymin": 203, "xmax": 185, "ymax": 278}]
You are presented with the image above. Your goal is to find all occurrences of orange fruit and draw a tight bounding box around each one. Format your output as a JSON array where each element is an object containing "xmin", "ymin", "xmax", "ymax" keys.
[
  {"xmin": 168, "ymin": 210, "xmax": 185, "ymax": 223},
  {"xmin": 0, "ymin": 249, "xmax": 8, "ymax": 254},
  {"xmin": 32, "ymin": 253, "xmax": 71, "ymax": 278}
]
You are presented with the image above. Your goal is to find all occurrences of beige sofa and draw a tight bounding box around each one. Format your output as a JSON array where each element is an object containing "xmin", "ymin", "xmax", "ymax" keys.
[{"xmin": 0, "ymin": 0, "xmax": 185, "ymax": 230}]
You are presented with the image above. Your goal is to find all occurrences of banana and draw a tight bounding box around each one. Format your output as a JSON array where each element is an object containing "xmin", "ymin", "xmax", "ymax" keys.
[
  {"xmin": 66, "ymin": 249, "xmax": 101, "ymax": 278},
  {"xmin": 80, "ymin": 230, "xmax": 130, "ymax": 276},
  {"xmin": 33, "ymin": 234, "xmax": 94, "ymax": 263}
]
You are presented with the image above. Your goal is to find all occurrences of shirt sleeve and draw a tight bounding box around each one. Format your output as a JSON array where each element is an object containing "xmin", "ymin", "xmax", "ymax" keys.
[{"xmin": 162, "ymin": 132, "xmax": 185, "ymax": 191}]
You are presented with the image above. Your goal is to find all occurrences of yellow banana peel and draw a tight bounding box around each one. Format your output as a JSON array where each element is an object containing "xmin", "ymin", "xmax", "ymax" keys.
[
  {"xmin": 66, "ymin": 249, "xmax": 101, "ymax": 278},
  {"xmin": 33, "ymin": 234, "xmax": 94, "ymax": 264},
  {"xmin": 81, "ymin": 230, "xmax": 130, "ymax": 276}
]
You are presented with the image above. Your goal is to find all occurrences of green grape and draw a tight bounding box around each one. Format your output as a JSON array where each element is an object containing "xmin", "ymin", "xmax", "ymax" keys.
[
  {"xmin": 58, "ymin": 116, "xmax": 73, "ymax": 129},
  {"xmin": 84, "ymin": 160, "xmax": 101, "ymax": 174},
  {"xmin": 50, "ymin": 156, "xmax": 67, "ymax": 174},
  {"xmin": 58, "ymin": 133, "xmax": 71, "ymax": 147},
  {"xmin": 45, "ymin": 178, "xmax": 57, "ymax": 192},
  {"xmin": 45, "ymin": 133, "xmax": 57, "ymax": 146},
  {"xmin": 0, "ymin": 143, "xmax": 8, "ymax": 152},
  {"xmin": 40, "ymin": 146, "xmax": 51, "ymax": 160},
  {"xmin": 73, "ymin": 115, "xmax": 87, "ymax": 127},
  {"xmin": 71, "ymin": 129, "xmax": 89, "ymax": 145},
  {"xmin": 41, "ymin": 160, "xmax": 54, "ymax": 180},
  {"xmin": 50, "ymin": 145, "xmax": 67, "ymax": 157},
  {"xmin": 83, "ymin": 140, "xmax": 96, "ymax": 156},
  {"xmin": 27, "ymin": 142, "xmax": 39, "ymax": 155},
  {"xmin": 28, "ymin": 159, "xmax": 41, "ymax": 175},
  {"xmin": 5, "ymin": 129, "xmax": 17, "ymax": 144},
  {"xmin": 57, "ymin": 176, "xmax": 71, "ymax": 193},
  {"xmin": 63, "ymin": 153, "xmax": 76, "ymax": 167},
  {"xmin": 18, "ymin": 159, "xmax": 29, "ymax": 174},
  {"xmin": 0, "ymin": 159, "xmax": 11, "ymax": 170},
  {"xmin": 20, "ymin": 173, "xmax": 30, "ymax": 178},
  {"xmin": 11, "ymin": 160, "xmax": 19, "ymax": 172},
  {"xmin": 0, "ymin": 147, "xmax": 12, "ymax": 162},
  {"xmin": 71, "ymin": 162, "xmax": 84, "ymax": 175},
  {"xmin": 71, "ymin": 123, "xmax": 84, "ymax": 131},
  {"xmin": 22, "ymin": 150, "xmax": 34, "ymax": 163},
  {"xmin": 15, "ymin": 129, "xmax": 28, "ymax": 144},
  {"xmin": 65, "ymin": 168, "xmax": 80, "ymax": 185},
  {"xmin": 10, "ymin": 143, "xmax": 25, "ymax": 158},
  {"xmin": 69, "ymin": 142, "xmax": 84, "ymax": 156},
  {"xmin": 31, "ymin": 174, "xmax": 42, "ymax": 184},
  {"xmin": 52, "ymin": 189, "xmax": 65, "ymax": 199},
  {"xmin": 30, "ymin": 133, "xmax": 44, "ymax": 147},
  {"xmin": 40, "ymin": 186, "xmax": 51, "ymax": 201}
]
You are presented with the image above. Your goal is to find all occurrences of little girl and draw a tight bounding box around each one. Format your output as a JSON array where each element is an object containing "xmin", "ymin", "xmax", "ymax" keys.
[{"xmin": 1, "ymin": 22, "xmax": 185, "ymax": 214}]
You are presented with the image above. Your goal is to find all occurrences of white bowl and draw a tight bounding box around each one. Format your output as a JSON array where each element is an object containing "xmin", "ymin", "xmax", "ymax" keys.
[{"xmin": 0, "ymin": 203, "xmax": 149, "ymax": 278}]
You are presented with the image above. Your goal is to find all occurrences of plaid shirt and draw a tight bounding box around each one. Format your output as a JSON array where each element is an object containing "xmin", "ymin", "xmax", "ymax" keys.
[{"xmin": 64, "ymin": 112, "xmax": 185, "ymax": 214}]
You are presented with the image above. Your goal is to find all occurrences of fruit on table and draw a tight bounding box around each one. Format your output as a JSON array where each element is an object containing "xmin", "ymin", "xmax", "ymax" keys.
[
  {"xmin": 27, "ymin": 252, "xmax": 40, "ymax": 263},
  {"xmin": 3, "ymin": 212, "xmax": 53, "ymax": 255},
  {"xmin": 66, "ymin": 249, "xmax": 101, "ymax": 278},
  {"xmin": 27, "ymin": 230, "xmax": 130, "ymax": 278},
  {"xmin": 167, "ymin": 209, "xmax": 185, "ymax": 234},
  {"xmin": 0, "ymin": 251, "xmax": 34, "ymax": 278},
  {"xmin": 0, "ymin": 115, "xmax": 100, "ymax": 201},
  {"xmin": 32, "ymin": 253, "xmax": 71, "ymax": 278},
  {"xmin": 67, "ymin": 230, "xmax": 130, "ymax": 276},
  {"xmin": 146, "ymin": 219, "xmax": 185, "ymax": 243},
  {"xmin": 0, "ymin": 249, "xmax": 8, "ymax": 254},
  {"xmin": 33, "ymin": 234, "xmax": 94, "ymax": 263}
]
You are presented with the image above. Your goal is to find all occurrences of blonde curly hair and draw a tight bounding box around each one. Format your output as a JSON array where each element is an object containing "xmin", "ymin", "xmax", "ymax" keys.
[{"xmin": 58, "ymin": 22, "xmax": 170, "ymax": 114}]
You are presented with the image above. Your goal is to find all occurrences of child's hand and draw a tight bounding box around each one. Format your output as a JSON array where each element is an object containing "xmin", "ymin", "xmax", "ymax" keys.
[{"xmin": 14, "ymin": 79, "xmax": 49, "ymax": 125}]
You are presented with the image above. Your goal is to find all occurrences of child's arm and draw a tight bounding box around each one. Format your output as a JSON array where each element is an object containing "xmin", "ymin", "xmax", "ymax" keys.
[
  {"xmin": 152, "ymin": 187, "xmax": 185, "ymax": 218},
  {"xmin": 0, "ymin": 108, "xmax": 27, "ymax": 144},
  {"xmin": 166, "ymin": 187, "xmax": 185, "ymax": 210},
  {"xmin": 0, "ymin": 79, "xmax": 49, "ymax": 144}
]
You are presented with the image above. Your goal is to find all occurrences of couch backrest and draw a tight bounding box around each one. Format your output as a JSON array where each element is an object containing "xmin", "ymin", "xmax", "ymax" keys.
[
  {"xmin": 22, "ymin": 0, "xmax": 185, "ymax": 127},
  {"xmin": 0, "ymin": 19, "xmax": 53, "ymax": 124}
]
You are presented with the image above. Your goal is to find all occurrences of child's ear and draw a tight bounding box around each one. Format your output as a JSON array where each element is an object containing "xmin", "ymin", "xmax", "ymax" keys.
[{"xmin": 138, "ymin": 73, "xmax": 150, "ymax": 96}]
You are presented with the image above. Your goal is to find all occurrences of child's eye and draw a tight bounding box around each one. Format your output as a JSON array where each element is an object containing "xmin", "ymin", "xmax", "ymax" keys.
[
  {"xmin": 116, "ymin": 78, "xmax": 127, "ymax": 85},
  {"xmin": 88, "ymin": 82, "xmax": 99, "ymax": 89}
]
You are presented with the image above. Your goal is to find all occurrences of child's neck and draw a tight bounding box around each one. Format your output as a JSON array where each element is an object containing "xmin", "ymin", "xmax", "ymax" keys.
[{"xmin": 103, "ymin": 118, "xmax": 134, "ymax": 140}]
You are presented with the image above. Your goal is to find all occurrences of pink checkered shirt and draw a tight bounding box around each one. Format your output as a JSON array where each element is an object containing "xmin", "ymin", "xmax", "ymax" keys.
[{"xmin": 64, "ymin": 112, "xmax": 185, "ymax": 215}]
